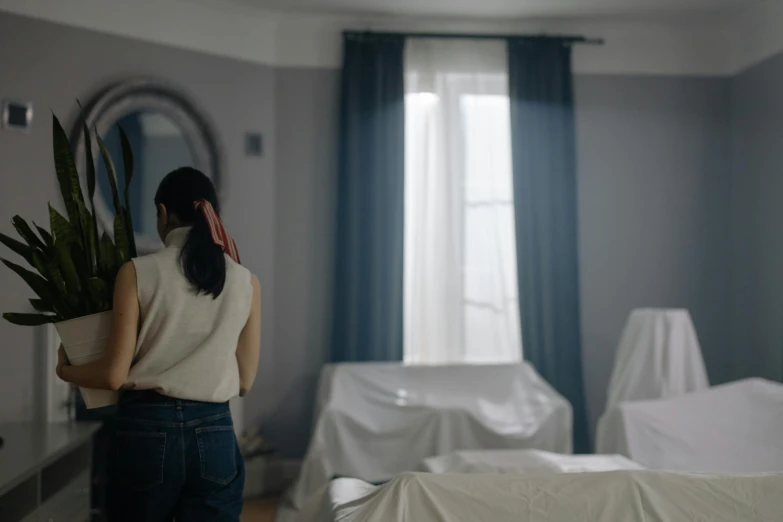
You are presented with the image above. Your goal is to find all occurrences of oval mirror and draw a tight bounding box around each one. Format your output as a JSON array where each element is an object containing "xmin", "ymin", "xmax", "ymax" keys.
[{"xmin": 72, "ymin": 79, "xmax": 223, "ymax": 253}]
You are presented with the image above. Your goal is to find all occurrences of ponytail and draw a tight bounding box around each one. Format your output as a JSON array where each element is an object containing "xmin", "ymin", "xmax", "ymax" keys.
[
  {"xmin": 181, "ymin": 211, "xmax": 227, "ymax": 298},
  {"xmin": 155, "ymin": 167, "xmax": 232, "ymax": 299}
]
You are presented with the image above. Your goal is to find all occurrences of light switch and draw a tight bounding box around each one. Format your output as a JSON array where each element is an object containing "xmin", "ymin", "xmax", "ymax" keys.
[{"xmin": 245, "ymin": 132, "xmax": 262, "ymax": 157}]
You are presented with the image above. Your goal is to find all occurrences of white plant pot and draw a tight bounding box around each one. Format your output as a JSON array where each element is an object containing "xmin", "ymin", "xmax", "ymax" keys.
[
  {"xmin": 34, "ymin": 323, "xmax": 73, "ymax": 423},
  {"xmin": 55, "ymin": 311, "xmax": 118, "ymax": 409}
]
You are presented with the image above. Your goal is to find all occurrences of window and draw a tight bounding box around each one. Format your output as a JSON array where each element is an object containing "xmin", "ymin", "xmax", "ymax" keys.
[{"xmin": 403, "ymin": 39, "xmax": 522, "ymax": 365}]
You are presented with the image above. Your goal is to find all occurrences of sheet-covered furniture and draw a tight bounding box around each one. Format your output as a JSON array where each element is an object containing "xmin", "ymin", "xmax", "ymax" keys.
[
  {"xmin": 422, "ymin": 449, "xmax": 643, "ymax": 475},
  {"xmin": 296, "ymin": 471, "xmax": 783, "ymax": 522},
  {"xmin": 597, "ymin": 378, "xmax": 783, "ymax": 473},
  {"xmin": 604, "ymin": 309, "xmax": 709, "ymax": 413},
  {"xmin": 289, "ymin": 362, "xmax": 572, "ymax": 508}
]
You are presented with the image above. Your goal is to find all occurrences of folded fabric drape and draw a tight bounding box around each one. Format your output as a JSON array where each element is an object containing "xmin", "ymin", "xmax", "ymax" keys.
[
  {"xmin": 331, "ymin": 33, "xmax": 406, "ymax": 362},
  {"xmin": 508, "ymin": 37, "xmax": 589, "ymax": 453}
]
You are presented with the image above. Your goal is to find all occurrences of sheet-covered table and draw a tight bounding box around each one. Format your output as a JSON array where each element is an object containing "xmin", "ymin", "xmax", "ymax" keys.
[{"xmin": 604, "ymin": 308, "xmax": 709, "ymax": 412}]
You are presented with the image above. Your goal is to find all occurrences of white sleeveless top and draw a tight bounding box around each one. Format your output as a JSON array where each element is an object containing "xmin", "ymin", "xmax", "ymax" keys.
[{"xmin": 124, "ymin": 227, "xmax": 253, "ymax": 402}]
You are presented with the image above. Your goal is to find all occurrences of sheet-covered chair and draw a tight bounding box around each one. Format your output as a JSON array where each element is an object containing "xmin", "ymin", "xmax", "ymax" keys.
[
  {"xmin": 596, "ymin": 378, "xmax": 783, "ymax": 473},
  {"xmin": 289, "ymin": 362, "xmax": 572, "ymax": 508}
]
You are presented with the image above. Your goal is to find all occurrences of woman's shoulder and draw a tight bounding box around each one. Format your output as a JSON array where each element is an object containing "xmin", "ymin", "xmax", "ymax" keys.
[
  {"xmin": 135, "ymin": 248, "xmax": 174, "ymax": 264},
  {"xmin": 225, "ymin": 259, "xmax": 257, "ymax": 286},
  {"xmin": 131, "ymin": 248, "xmax": 179, "ymax": 277}
]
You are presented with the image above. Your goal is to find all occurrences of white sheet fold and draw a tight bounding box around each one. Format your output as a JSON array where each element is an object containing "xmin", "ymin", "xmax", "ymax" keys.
[
  {"xmin": 291, "ymin": 363, "xmax": 572, "ymax": 508},
  {"xmin": 300, "ymin": 471, "xmax": 783, "ymax": 522}
]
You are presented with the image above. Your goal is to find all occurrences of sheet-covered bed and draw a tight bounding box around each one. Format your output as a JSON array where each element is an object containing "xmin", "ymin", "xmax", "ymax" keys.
[
  {"xmin": 290, "ymin": 362, "xmax": 572, "ymax": 509},
  {"xmin": 296, "ymin": 471, "xmax": 783, "ymax": 522},
  {"xmin": 597, "ymin": 378, "xmax": 783, "ymax": 473},
  {"xmin": 421, "ymin": 449, "xmax": 643, "ymax": 474}
]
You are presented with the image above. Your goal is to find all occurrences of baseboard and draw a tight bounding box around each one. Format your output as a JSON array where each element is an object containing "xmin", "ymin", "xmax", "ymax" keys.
[
  {"xmin": 244, "ymin": 457, "xmax": 301, "ymax": 498},
  {"xmin": 279, "ymin": 459, "xmax": 302, "ymax": 484}
]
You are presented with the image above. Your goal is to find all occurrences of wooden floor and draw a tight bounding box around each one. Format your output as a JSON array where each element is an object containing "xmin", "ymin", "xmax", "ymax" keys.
[{"xmin": 241, "ymin": 497, "xmax": 279, "ymax": 522}]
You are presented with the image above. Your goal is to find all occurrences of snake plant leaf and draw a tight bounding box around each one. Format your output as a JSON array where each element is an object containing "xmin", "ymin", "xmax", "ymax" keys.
[
  {"xmin": 52, "ymin": 115, "xmax": 84, "ymax": 241},
  {"xmin": 99, "ymin": 232, "xmax": 119, "ymax": 279},
  {"xmin": 30, "ymin": 298, "xmax": 55, "ymax": 313},
  {"xmin": 124, "ymin": 210, "xmax": 137, "ymax": 258},
  {"xmin": 31, "ymin": 246, "xmax": 74, "ymax": 318},
  {"xmin": 0, "ymin": 232, "xmax": 34, "ymax": 265},
  {"xmin": 2, "ymin": 258, "xmax": 56, "ymax": 303},
  {"xmin": 96, "ymin": 133, "xmax": 123, "ymax": 219},
  {"xmin": 79, "ymin": 105, "xmax": 102, "ymax": 270},
  {"xmin": 77, "ymin": 103, "xmax": 97, "ymax": 202},
  {"xmin": 33, "ymin": 222, "xmax": 54, "ymax": 251},
  {"xmin": 86, "ymin": 277, "xmax": 111, "ymax": 310},
  {"xmin": 119, "ymin": 126, "xmax": 137, "ymax": 258},
  {"xmin": 97, "ymin": 133, "xmax": 135, "ymax": 263},
  {"xmin": 75, "ymin": 199, "xmax": 97, "ymax": 276},
  {"xmin": 113, "ymin": 213, "xmax": 130, "ymax": 264},
  {"xmin": 54, "ymin": 235, "xmax": 81, "ymax": 297},
  {"xmin": 30, "ymin": 249, "xmax": 64, "ymax": 293},
  {"xmin": 49, "ymin": 204, "xmax": 80, "ymax": 247},
  {"xmin": 68, "ymin": 241, "xmax": 92, "ymax": 297},
  {"xmin": 119, "ymin": 126, "xmax": 134, "ymax": 192},
  {"xmin": 28, "ymin": 260, "xmax": 72, "ymax": 317},
  {"xmin": 3, "ymin": 313, "xmax": 58, "ymax": 326},
  {"xmin": 11, "ymin": 216, "xmax": 47, "ymax": 252}
]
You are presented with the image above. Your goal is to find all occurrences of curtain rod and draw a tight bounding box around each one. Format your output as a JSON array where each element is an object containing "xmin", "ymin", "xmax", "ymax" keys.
[{"xmin": 344, "ymin": 30, "xmax": 604, "ymax": 45}]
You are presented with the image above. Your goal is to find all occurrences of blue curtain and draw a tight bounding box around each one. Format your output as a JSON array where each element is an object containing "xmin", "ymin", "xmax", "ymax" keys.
[
  {"xmin": 330, "ymin": 33, "xmax": 406, "ymax": 362},
  {"xmin": 507, "ymin": 38, "xmax": 589, "ymax": 453}
]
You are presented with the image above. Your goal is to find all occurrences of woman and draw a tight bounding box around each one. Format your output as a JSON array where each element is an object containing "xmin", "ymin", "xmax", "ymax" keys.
[{"xmin": 56, "ymin": 167, "xmax": 261, "ymax": 522}]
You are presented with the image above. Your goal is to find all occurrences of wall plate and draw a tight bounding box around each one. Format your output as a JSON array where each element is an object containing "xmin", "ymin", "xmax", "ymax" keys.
[
  {"xmin": 245, "ymin": 132, "xmax": 262, "ymax": 157},
  {"xmin": 2, "ymin": 100, "xmax": 33, "ymax": 132}
]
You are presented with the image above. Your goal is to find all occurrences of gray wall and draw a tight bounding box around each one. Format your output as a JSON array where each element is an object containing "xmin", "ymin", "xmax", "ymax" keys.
[
  {"xmin": 0, "ymin": 13, "xmax": 278, "ymax": 433},
  {"xmin": 270, "ymin": 68, "xmax": 338, "ymax": 457},
  {"xmin": 729, "ymin": 53, "xmax": 783, "ymax": 383},
  {"xmin": 575, "ymin": 76, "xmax": 733, "ymax": 438}
]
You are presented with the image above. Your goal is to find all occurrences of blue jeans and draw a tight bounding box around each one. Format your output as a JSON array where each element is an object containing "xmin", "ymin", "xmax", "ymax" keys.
[{"xmin": 106, "ymin": 391, "xmax": 244, "ymax": 522}]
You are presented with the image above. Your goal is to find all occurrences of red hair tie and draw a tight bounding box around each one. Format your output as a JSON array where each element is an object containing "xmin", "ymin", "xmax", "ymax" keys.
[{"xmin": 194, "ymin": 199, "xmax": 241, "ymax": 264}]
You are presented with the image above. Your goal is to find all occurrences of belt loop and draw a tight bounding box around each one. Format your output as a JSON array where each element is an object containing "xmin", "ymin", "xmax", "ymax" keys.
[{"xmin": 176, "ymin": 399, "xmax": 183, "ymax": 411}]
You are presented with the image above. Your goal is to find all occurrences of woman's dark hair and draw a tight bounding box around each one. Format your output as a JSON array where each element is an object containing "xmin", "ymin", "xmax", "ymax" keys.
[{"xmin": 155, "ymin": 167, "xmax": 226, "ymax": 298}]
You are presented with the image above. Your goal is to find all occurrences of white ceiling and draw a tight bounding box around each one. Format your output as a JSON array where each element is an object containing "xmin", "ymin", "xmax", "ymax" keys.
[
  {"xmin": 2, "ymin": 0, "xmax": 780, "ymax": 75},
  {"xmin": 230, "ymin": 0, "xmax": 753, "ymax": 19}
]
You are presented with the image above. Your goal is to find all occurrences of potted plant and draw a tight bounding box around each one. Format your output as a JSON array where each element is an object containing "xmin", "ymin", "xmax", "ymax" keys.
[{"xmin": 0, "ymin": 109, "xmax": 137, "ymax": 408}]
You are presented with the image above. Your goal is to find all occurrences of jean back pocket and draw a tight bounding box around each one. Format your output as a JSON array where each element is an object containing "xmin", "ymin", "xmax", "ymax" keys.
[
  {"xmin": 196, "ymin": 426, "xmax": 238, "ymax": 485},
  {"xmin": 113, "ymin": 431, "xmax": 166, "ymax": 491}
]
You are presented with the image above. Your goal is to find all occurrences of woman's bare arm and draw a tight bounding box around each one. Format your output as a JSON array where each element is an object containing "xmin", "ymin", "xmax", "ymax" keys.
[
  {"xmin": 58, "ymin": 262, "xmax": 139, "ymax": 390},
  {"xmin": 236, "ymin": 275, "xmax": 261, "ymax": 397}
]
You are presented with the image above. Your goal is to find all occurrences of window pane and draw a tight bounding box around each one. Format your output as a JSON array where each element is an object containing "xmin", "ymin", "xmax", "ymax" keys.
[
  {"xmin": 461, "ymin": 95, "xmax": 522, "ymax": 364},
  {"xmin": 404, "ymin": 66, "xmax": 522, "ymax": 365}
]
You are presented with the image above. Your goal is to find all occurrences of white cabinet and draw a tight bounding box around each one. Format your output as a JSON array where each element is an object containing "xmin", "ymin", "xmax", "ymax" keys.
[{"xmin": 0, "ymin": 423, "xmax": 100, "ymax": 522}]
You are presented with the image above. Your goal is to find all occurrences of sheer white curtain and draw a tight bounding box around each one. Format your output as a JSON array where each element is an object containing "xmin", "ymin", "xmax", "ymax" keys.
[{"xmin": 404, "ymin": 38, "xmax": 522, "ymax": 365}]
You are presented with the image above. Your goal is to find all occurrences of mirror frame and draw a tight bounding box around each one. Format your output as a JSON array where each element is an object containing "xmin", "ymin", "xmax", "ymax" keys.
[{"xmin": 71, "ymin": 78, "xmax": 223, "ymax": 253}]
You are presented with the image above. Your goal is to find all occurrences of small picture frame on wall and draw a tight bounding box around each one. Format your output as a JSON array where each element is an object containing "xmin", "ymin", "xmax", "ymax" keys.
[{"xmin": 2, "ymin": 100, "xmax": 33, "ymax": 132}]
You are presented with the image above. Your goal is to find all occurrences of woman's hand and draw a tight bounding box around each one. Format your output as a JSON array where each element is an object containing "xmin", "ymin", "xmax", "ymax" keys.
[{"xmin": 56, "ymin": 345, "xmax": 70, "ymax": 383}]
